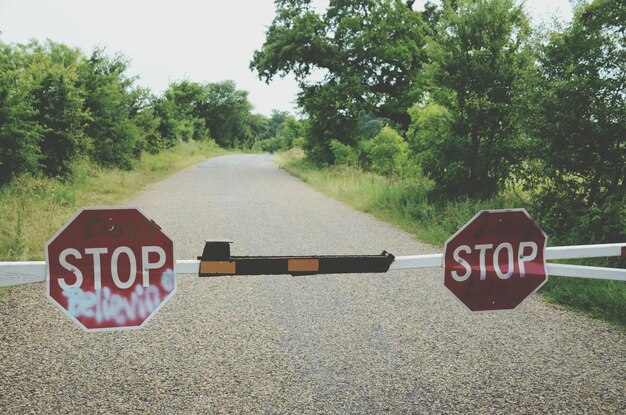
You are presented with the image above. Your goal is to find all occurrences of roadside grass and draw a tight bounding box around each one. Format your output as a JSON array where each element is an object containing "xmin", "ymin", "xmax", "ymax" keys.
[
  {"xmin": 541, "ymin": 276, "xmax": 625, "ymax": 325},
  {"xmin": 277, "ymin": 150, "xmax": 528, "ymax": 246},
  {"xmin": 0, "ymin": 140, "xmax": 225, "ymax": 300},
  {"xmin": 278, "ymin": 150, "xmax": 626, "ymax": 328}
]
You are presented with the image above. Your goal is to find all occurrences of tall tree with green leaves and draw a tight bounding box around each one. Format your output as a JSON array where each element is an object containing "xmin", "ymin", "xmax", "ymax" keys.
[
  {"xmin": 409, "ymin": 0, "xmax": 534, "ymax": 199},
  {"xmin": 202, "ymin": 81, "xmax": 254, "ymax": 148},
  {"xmin": 153, "ymin": 92, "xmax": 182, "ymax": 148},
  {"xmin": 529, "ymin": 0, "xmax": 625, "ymax": 244},
  {"xmin": 78, "ymin": 48, "xmax": 141, "ymax": 169},
  {"xmin": 0, "ymin": 41, "xmax": 44, "ymax": 182},
  {"xmin": 29, "ymin": 41, "xmax": 86, "ymax": 176},
  {"xmin": 247, "ymin": 113, "xmax": 269, "ymax": 149},
  {"xmin": 251, "ymin": 0, "xmax": 427, "ymax": 162},
  {"xmin": 262, "ymin": 110, "xmax": 290, "ymax": 142},
  {"xmin": 154, "ymin": 80, "xmax": 254, "ymax": 148},
  {"xmin": 155, "ymin": 81, "xmax": 210, "ymax": 145}
]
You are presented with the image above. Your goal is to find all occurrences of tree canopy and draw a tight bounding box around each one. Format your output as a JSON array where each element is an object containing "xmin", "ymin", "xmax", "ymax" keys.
[
  {"xmin": 529, "ymin": 0, "xmax": 625, "ymax": 243},
  {"xmin": 0, "ymin": 39, "xmax": 277, "ymax": 184},
  {"xmin": 409, "ymin": 0, "xmax": 534, "ymax": 199},
  {"xmin": 251, "ymin": 0, "xmax": 427, "ymax": 162},
  {"xmin": 251, "ymin": 0, "xmax": 624, "ymax": 246}
]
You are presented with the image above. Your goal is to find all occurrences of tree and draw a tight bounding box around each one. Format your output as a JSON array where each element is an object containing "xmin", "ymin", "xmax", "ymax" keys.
[
  {"xmin": 257, "ymin": 111, "xmax": 306, "ymax": 152},
  {"xmin": 251, "ymin": 0, "xmax": 427, "ymax": 162},
  {"xmin": 155, "ymin": 81, "xmax": 210, "ymax": 145},
  {"xmin": 153, "ymin": 93, "xmax": 181, "ymax": 148},
  {"xmin": 125, "ymin": 87, "xmax": 165, "ymax": 153},
  {"xmin": 279, "ymin": 116, "xmax": 306, "ymax": 148},
  {"xmin": 0, "ymin": 41, "xmax": 44, "ymax": 182},
  {"xmin": 78, "ymin": 48, "xmax": 141, "ymax": 169},
  {"xmin": 247, "ymin": 113, "xmax": 268, "ymax": 149},
  {"xmin": 409, "ymin": 0, "xmax": 534, "ymax": 199},
  {"xmin": 202, "ymin": 81, "xmax": 254, "ymax": 148},
  {"xmin": 154, "ymin": 80, "xmax": 254, "ymax": 148},
  {"xmin": 529, "ymin": 0, "xmax": 625, "ymax": 244},
  {"xmin": 363, "ymin": 126, "xmax": 409, "ymax": 176},
  {"xmin": 134, "ymin": 106, "xmax": 164, "ymax": 154},
  {"xmin": 262, "ymin": 110, "xmax": 289, "ymax": 142},
  {"xmin": 29, "ymin": 41, "xmax": 86, "ymax": 176}
]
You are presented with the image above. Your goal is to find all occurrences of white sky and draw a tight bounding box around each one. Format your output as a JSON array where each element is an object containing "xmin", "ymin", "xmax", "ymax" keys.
[{"xmin": 0, "ymin": 0, "xmax": 574, "ymax": 116}]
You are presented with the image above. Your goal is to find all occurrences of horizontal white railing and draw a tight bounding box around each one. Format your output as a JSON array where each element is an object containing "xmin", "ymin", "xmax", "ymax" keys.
[
  {"xmin": 389, "ymin": 243, "xmax": 626, "ymax": 269},
  {"xmin": 1, "ymin": 243, "xmax": 624, "ymax": 287}
]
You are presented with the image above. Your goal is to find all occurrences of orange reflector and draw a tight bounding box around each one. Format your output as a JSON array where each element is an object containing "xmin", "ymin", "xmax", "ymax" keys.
[
  {"xmin": 200, "ymin": 261, "xmax": 236, "ymax": 275},
  {"xmin": 288, "ymin": 259, "xmax": 319, "ymax": 273}
]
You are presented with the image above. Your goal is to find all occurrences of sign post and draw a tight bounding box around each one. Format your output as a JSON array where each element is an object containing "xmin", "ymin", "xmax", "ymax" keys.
[
  {"xmin": 45, "ymin": 207, "xmax": 175, "ymax": 331},
  {"xmin": 443, "ymin": 209, "xmax": 548, "ymax": 311}
]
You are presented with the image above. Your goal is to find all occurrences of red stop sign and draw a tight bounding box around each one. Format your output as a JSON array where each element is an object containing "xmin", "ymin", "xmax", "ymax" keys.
[
  {"xmin": 443, "ymin": 209, "xmax": 547, "ymax": 312},
  {"xmin": 46, "ymin": 207, "xmax": 176, "ymax": 331}
]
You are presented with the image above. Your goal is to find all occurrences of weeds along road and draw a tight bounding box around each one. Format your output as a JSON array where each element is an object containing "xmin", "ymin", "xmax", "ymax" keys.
[{"xmin": 1, "ymin": 154, "xmax": 624, "ymax": 414}]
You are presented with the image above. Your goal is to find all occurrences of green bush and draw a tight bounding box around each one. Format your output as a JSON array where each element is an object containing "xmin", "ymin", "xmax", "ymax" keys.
[
  {"xmin": 407, "ymin": 101, "xmax": 463, "ymax": 195},
  {"xmin": 363, "ymin": 126, "xmax": 409, "ymax": 177},
  {"xmin": 134, "ymin": 108, "xmax": 164, "ymax": 154},
  {"xmin": 0, "ymin": 70, "xmax": 44, "ymax": 182},
  {"xmin": 175, "ymin": 119, "xmax": 194, "ymax": 142},
  {"xmin": 79, "ymin": 49, "xmax": 143, "ymax": 169},
  {"xmin": 260, "ymin": 135, "xmax": 287, "ymax": 153},
  {"xmin": 329, "ymin": 139, "xmax": 359, "ymax": 166},
  {"xmin": 0, "ymin": 40, "xmax": 86, "ymax": 182}
]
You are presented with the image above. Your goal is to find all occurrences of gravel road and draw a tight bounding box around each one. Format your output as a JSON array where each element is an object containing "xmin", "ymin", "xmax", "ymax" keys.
[{"xmin": 1, "ymin": 154, "xmax": 624, "ymax": 414}]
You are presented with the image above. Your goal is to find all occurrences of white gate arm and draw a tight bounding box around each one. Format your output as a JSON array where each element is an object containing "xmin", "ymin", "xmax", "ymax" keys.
[
  {"xmin": 391, "ymin": 243, "xmax": 626, "ymax": 281},
  {"xmin": 1, "ymin": 243, "xmax": 624, "ymax": 288}
]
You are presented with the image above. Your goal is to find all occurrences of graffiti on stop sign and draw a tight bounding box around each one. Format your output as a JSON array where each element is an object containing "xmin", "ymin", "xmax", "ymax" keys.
[{"xmin": 61, "ymin": 269, "xmax": 175, "ymax": 325}]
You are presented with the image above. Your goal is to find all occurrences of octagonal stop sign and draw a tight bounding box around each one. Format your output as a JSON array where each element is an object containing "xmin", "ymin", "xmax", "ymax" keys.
[
  {"xmin": 443, "ymin": 209, "xmax": 547, "ymax": 312},
  {"xmin": 46, "ymin": 207, "xmax": 175, "ymax": 331}
]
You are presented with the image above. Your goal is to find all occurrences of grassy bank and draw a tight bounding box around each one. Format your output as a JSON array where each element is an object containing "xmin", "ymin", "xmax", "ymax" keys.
[
  {"xmin": 278, "ymin": 150, "xmax": 625, "ymax": 328},
  {"xmin": 0, "ymin": 140, "xmax": 225, "ymax": 299},
  {"xmin": 0, "ymin": 140, "xmax": 225, "ymax": 263}
]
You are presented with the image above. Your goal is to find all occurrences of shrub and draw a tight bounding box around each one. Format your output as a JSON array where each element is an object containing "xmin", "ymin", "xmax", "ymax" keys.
[
  {"xmin": 363, "ymin": 126, "xmax": 409, "ymax": 177},
  {"xmin": 329, "ymin": 139, "xmax": 359, "ymax": 166},
  {"xmin": 407, "ymin": 101, "xmax": 464, "ymax": 194}
]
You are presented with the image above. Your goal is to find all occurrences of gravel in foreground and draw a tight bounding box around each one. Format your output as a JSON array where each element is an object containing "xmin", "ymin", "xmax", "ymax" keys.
[{"xmin": 1, "ymin": 155, "xmax": 624, "ymax": 414}]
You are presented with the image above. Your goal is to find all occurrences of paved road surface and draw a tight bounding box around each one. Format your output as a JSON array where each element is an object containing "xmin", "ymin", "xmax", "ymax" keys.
[{"xmin": 1, "ymin": 154, "xmax": 624, "ymax": 414}]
